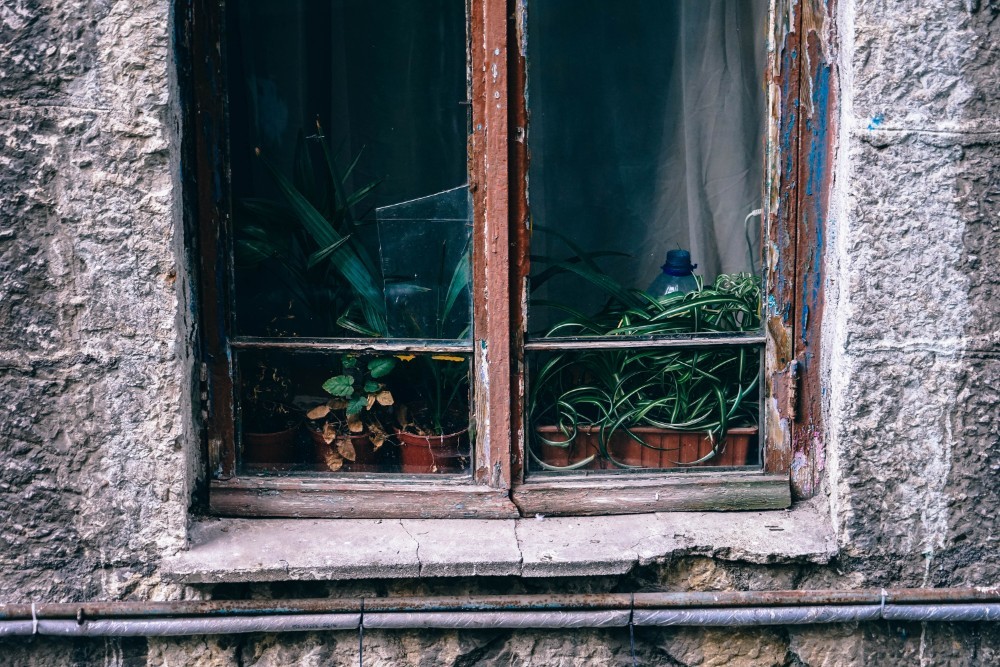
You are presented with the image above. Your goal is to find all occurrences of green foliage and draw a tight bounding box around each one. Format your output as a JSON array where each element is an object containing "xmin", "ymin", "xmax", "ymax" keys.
[
  {"xmin": 368, "ymin": 358, "xmax": 396, "ymax": 379},
  {"xmin": 322, "ymin": 375, "xmax": 354, "ymax": 398},
  {"xmin": 528, "ymin": 232, "xmax": 762, "ymax": 470},
  {"xmin": 234, "ymin": 122, "xmax": 387, "ymax": 337}
]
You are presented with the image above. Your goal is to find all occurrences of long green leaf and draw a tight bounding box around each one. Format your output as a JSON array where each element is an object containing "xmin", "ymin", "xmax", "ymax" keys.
[{"xmin": 259, "ymin": 153, "xmax": 387, "ymax": 336}]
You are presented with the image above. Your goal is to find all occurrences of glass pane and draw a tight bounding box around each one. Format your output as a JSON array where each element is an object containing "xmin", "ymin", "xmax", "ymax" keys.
[
  {"xmin": 237, "ymin": 350, "xmax": 472, "ymax": 475},
  {"xmin": 526, "ymin": 0, "xmax": 768, "ymax": 335},
  {"xmin": 226, "ymin": 0, "xmax": 470, "ymax": 339},
  {"xmin": 528, "ymin": 346, "xmax": 761, "ymax": 473}
]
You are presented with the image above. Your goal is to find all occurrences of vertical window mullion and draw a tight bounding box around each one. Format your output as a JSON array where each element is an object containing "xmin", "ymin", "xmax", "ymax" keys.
[{"xmin": 471, "ymin": 0, "xmax": 512, "ymax": 488}]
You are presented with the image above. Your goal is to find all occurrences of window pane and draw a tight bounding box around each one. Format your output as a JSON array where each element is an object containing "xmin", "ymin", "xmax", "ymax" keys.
[
  {"xmin": 528, "ymin": 346, "xmax": 761, "ymax": 473},
  {"xmin": 227, "ymin": 0, "xmax": 470, "ymax": 339},
  {"xmin": 526, "ymin": 0, "xmax": 768, "ymax": 335},
  {"xmin": 237, "ymin": 350, "xmax": 472, "ymax": 475}
]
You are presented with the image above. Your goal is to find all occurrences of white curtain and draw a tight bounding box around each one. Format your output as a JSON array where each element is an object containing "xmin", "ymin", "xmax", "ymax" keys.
[{"xmin": 528, "ymin": 0, "xmax": 768, "ymax": 330}]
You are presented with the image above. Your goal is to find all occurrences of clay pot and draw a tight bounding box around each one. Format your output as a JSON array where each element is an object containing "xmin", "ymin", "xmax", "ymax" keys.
[
  {"xmin": 243, "ymin": 424, "xmax": 300, "ymax": 465},
  {"xmin": 533, "ymin": 425, "xmax": 603, "ymax": 470},
  {"xmin": 395, "ymin": 428, "xmax": 470, "ymax": 474},
  {"xmin": 534, "ymin": 426, "xmax": 758, "ymax": 470}
]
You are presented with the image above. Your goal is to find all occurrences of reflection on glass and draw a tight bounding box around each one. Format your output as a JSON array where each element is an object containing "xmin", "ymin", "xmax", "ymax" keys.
[
  {"xmin": 528, "ymin": 346, "xmax": 760, "ymax": 473},
  {"xmin": 237, "ymin": 350, "xmax": 471, "ymax": 475},
  {"xmin": 377, "ymin": 185, "xmax": 472, "ymax": 340},
  {"xmin": 227, "ymin": 0, "xmax": 469, "ymax": 338},
  {"xmin": 527, "ymin": 0, "xmax": 768, "ymax": 334}
]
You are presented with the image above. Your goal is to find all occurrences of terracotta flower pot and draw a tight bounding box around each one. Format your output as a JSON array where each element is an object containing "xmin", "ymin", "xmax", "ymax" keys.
[
  {"xmin": 306, "ymin": 427, "xmax": 378, "ymax": 472},
  {"xmin": 243, "ymin": 424, "xmax": 300, "ymax": 465},
  {"xmin": 534, "ymin": 426, "xmax": 758, "ymax": 470},
  {"xmin": 533, "ymin": 425, "xmax": 604, "ymax": 470},
  {"xmin": 395, "ymin": 428, "xmax": 470, "ymax": 474}
]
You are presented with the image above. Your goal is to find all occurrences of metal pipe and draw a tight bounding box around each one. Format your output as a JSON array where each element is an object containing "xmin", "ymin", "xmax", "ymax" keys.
[
  {"xmin": 2, "ymin": 589, "xmax": 1000, "ymax": 637},
  {"xmin": 634, "ymin": 605, "xmax": 882, "ymax": 626},
  {"xmin": 0, "ymin": 614, "xmax": 360, "ymax": 638},
  {"xmin": 363, "ymin": 610, "xmax": 630, "ymax": 630},
  {"xmin": 882, "ymin": 603, "xmax": 1000, "ymax": 623},
  {"xmin": 3, "ymin": 604, "xmax": 1000, "ymax": 637},
  {"xmin": 5, "ymin": 588, "xmax": 1000, "ymax": 621}
]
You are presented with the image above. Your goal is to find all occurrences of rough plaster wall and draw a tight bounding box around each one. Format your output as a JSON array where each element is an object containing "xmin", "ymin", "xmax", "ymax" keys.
[
  {"xmin": 826, "ymin": 0, "xmax": 1000, "ymax": 589},
  {"xmin": 1, "ymin": 0, "xmax": 1000, "ymax": 665},
  {"xmin": 0, "ymin": 0, "xmax": 195, "ymax": 604}
]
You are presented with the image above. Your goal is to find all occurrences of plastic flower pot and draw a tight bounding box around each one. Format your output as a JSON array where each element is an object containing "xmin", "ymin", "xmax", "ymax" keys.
[{"xmin": 395, "ymin": 428, "xmax": 469, "ymax": 474}]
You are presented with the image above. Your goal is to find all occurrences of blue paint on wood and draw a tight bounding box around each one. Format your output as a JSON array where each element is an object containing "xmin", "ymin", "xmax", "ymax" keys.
[{"xmin": 801, "ymin": 60, "xmax": 831, "ymax": 342}]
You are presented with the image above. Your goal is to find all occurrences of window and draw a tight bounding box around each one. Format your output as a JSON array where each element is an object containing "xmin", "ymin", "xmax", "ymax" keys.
[{"xmin": 183, "ymin": 0, "xmax": 821, "ymax": 518}]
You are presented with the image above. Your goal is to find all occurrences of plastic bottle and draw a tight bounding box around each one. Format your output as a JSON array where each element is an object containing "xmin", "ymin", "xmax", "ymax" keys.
[{"xmin": 647, "ymin": 249, "xmax": 698, "ymax": 297}]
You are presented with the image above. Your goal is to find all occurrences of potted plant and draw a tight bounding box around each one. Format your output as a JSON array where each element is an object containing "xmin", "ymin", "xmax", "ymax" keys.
[
  {"xmin": 393, "ymin": 353, "xmax": 471, "ymax": 474},
  {"xmin": 307, "ymin": 355, "xmax": 397, "ymax": 472},
  {"xmin": 240, "ymin": 361, "xmax": 301, "ymax": 466},
  {"xmin": 377, "ymin": 226, "xmax": 473, "ymax": 474},
  {"xmin": 528, "ymin": 232, "xmax": 761, "ymax": 471}
]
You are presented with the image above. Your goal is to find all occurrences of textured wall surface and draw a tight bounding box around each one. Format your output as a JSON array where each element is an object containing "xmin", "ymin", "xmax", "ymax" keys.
[
  {"xmin": 0, "ymin": 0, "xmax": 196, "ymax": 604},
  {"xmin": 1, "ymin": 0, "xmax": 999, "ymax": 665}
]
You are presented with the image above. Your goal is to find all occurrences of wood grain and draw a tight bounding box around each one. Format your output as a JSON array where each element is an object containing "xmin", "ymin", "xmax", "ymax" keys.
[{"xmin": 513, "ymin": 473, "xmax": 790, "ymax": 516}]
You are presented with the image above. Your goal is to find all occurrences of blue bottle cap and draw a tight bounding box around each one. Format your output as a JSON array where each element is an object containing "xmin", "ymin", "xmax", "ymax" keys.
[{"xmin": 662, "ymin": 249, "xmax": 697, "ymax": 276}]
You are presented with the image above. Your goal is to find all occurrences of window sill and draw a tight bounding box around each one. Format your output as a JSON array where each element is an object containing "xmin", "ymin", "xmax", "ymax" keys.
[{"xmin": 163, "ymin": 500, "xmax": 836, "ymax": 583}]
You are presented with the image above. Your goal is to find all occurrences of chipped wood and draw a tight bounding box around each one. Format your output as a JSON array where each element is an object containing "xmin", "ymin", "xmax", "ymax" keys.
[
  {"xmin": 512, "ymin": 473, "xmax": 791, "ymax": 516},
  {"xmin": 790, "ymin": 0, "xmax": 837, "ymax": 499},
  {"xmin": 210, "ymin": 478, "xmax": 519, "ymax": 519},
  {"xmin": 470, "ymin": 0, "xmax": 513, "ymax": 489}
]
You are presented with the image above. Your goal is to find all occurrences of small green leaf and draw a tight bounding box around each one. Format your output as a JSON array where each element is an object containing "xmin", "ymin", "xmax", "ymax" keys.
[
  {"xmin": 364, "ymin": 381, "xmax": 380, "ymax": 394},
  {"xmin": 347, "ymin": 395, "xmax": 368, "ymax": 416},
  {"xmin": 342, "ymin": 356, "xmax": 358, "ymax": 369},
  {"xmin": 322, "ymin": 375, "xmax": 355, "ymax": 398},
  {"xmin": 367, "ymin": 358, "xmax": 396, "ymax": 379}
]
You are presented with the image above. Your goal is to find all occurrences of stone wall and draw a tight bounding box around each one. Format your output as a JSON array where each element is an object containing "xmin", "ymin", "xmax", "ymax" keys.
[{"xmin": 0, "ymin": 0, "xmax": 998, "ymax": 665}]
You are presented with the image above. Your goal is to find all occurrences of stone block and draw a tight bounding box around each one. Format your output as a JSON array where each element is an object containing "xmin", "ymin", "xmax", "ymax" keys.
[
  {"xmin": 399, "ymin": 519, "xmax": 521, "ymax": 577},
  {"xmin": 829, "ymin": 349, "xmax": 1000, "ymax": 584},
  {"xmin": 842, "ymin": 132, "xmax": 1000, "ymax": 345},
  {"xmin": 852, "ymin": 1, "xmax": 1000, "ymax": 128}
]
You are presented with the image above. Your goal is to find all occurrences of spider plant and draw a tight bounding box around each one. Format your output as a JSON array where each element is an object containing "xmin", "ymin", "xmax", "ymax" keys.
[{"xmin": 528, "ymin": 230, "xmax": 762, "ymax": 470}]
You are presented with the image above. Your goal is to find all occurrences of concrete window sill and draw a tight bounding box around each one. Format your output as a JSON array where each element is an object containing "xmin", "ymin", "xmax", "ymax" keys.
[{"xmin": 162, "ymin": 501, "xmax": 837, "ymax": 583}]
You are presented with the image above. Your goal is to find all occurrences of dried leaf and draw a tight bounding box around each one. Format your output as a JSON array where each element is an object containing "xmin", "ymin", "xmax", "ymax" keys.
[
  {"xmin": 321, "ymin": 422, "xmax": 338, "ymax": 445},
  {"xmin": 307, "ymin": 404, "xmax": 331, "ymax": 420},
  {"xmin": 320, "ymin": 448, "xmax": 344, "ymax": 472},
  {"xmin": 328, "ymin": 399, "xmax": 348, "ymax": 410},
  {"xmin": 347, "ymin": 412, "xmax": 364, "ymax": 433},
  {"xmin": 371, "ymin": 432, "xmax": 386, "ymax": 451},
  {"xmin": 336, "ymin": 437, "xmax": 357, "ymax": 461},
  {"xmin": 366, "ymin": 394, "xmax": 376, "ymax": 411},
  {"xmin": 376, "ymin": 390, "xmax": 394, "ymax": 406}
]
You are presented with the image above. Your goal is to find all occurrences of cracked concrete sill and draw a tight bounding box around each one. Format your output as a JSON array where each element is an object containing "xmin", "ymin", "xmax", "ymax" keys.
[{"xmin": 162, "ymin": 501, "xmax": 837, "ymax": 583}]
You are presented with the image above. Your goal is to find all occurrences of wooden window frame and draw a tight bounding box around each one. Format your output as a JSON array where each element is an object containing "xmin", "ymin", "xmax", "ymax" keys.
[{"xmin": 180, "ymin": 0, "xmax": 830, "ymax": 519}]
